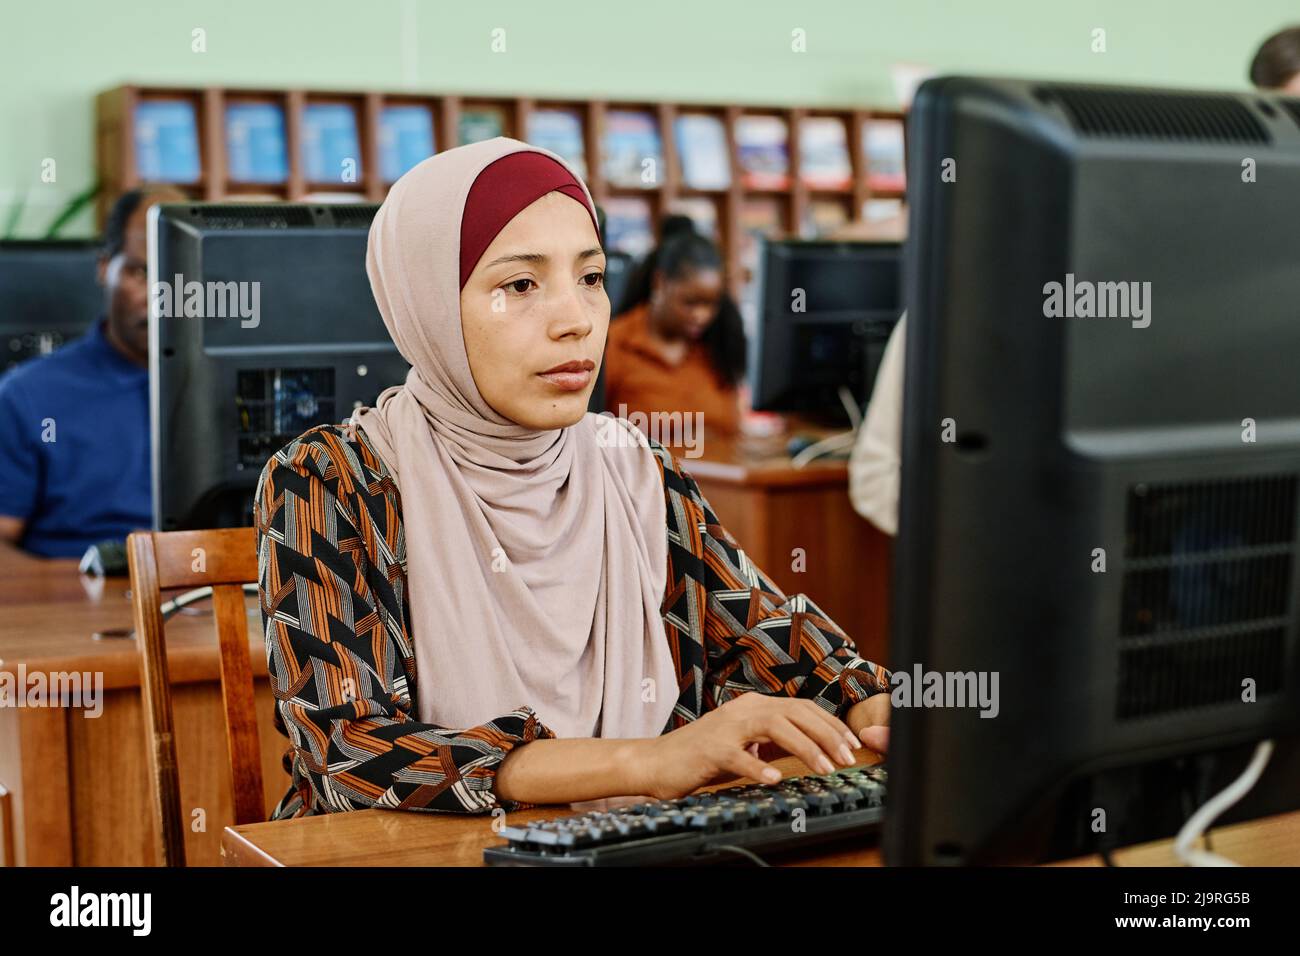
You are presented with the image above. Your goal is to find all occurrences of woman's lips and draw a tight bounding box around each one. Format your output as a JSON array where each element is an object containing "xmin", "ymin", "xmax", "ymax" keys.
[
  {"xmin": 537, "ymin": 359, "xmax": 594, "ymax": 392},
  {"xmin": 537, "ymin": 369, "xmax": 591, "ymax": 391}
]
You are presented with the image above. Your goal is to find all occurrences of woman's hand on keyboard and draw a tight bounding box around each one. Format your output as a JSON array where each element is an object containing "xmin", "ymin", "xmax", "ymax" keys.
[
  {"xmin": 845, "ymin": 691, "xmax": 891, "ymax": 755},
  {"xmin": 636, "ymin": 693, "xmax": 861, "ymax": 801}
]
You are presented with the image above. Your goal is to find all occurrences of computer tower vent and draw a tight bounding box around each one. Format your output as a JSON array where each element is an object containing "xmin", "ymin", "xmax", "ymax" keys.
[
  {"xmin": 1038, "ymin": 86, "xmax": 1270, "ymax": 144},
  {"xmin": 235, "ymin": 367, "xmax": 336, "ymax": 468},
  {"xmin": 328, "ymin": 204, "xmax": 381, "ymax": 229},
  {"xmin": 1116, "ymin": 474, "xmax": 1296, "ymax": 720},
  {"xmin": 194, "ymin": 205, "xmax": 316, "ymax": 230},
  {"xmin": 1279, "ymin": 98, "xmax": 1300, "ymax": 132}
]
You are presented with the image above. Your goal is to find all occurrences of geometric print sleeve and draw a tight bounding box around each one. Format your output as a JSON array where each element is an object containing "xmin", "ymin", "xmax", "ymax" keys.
[
  {"xmin": 649, "ymin": 440, "xmax": 892, "ymax": 723},
  {"xmin": 254, "ymin": 425, "xmax": 555, "ymax": 818}
]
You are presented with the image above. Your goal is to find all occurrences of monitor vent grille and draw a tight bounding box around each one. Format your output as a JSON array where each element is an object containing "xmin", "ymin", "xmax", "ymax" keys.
[
  {"xmin": 1279, "ymin": 98, "xmax": 1300, "ymax": 131},
  {"xmin": 195, "ymin": 205, "xmax": 316, "ymax": 229},
  {"xmin": 328, "ymin": 204, "xmax": 380, "ymax": 229},
  {"xmin": 1116, "ymin": 474, "xmax": 1297, "ymax": 720},
  {"xmin": 1039, "ymin": 86, "xmax": 1271, "ymax": 144}
]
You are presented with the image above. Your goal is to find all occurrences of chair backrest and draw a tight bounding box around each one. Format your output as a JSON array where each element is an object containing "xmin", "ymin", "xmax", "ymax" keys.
[
  {"xmin": 127, "ymin": 528, "xmax": 262, "ymax": 867},
  {"xmin": 0, "ymin": 782, "xmax": 13, "ymax": 867}
]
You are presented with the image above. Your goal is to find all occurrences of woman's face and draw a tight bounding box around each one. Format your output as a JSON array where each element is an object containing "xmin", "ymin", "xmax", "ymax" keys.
[
  {"xmin": 460, "ymin": 191, "xmax": 608, "ymax": 430},
  {"xmin": 651, "ymin": 266, "xmax": 723, "ymax": 341}
]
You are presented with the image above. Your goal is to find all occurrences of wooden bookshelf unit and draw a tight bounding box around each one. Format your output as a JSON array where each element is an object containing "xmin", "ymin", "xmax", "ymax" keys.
[{"xmin": 97, "ymin": 84, "xmax": 908, "ymax": 291}]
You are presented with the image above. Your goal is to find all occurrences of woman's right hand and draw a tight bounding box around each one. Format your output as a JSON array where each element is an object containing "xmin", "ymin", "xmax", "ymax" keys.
[{"xmin": 635, "ymin": 693, "xmax": 862, "ymax": 801}]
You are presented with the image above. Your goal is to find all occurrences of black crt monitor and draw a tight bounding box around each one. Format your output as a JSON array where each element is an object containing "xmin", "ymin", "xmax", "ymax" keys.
[
  {"xmin": 750, "ymin": 239, "xmax": 902, "ymax": 422},
  {"xmin": 886, "ymin": 77, "xmax": 1300, "ymax": 865},
  {"xmin": 0, "ymin": 240, "xmax": 103, "ymax": 372},
  {"xmin": 587, "ymin": 249, "xmax": 634, "ymax": 414},
  {"xmin": 148, "ymin": 203, "xmax": 408, "ymax": 530}
]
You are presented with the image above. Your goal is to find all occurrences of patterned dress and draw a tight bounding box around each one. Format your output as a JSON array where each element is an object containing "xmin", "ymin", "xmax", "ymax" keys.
[{"xmin": 254, "ymin": 423, "xmax": 890, "ymax": 816}]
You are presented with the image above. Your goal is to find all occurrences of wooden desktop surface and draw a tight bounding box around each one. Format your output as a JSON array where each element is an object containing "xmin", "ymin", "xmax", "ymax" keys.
[
  {"xmin": 0, "ymin": 548, "xmax": 265, "ymax": 687},
  {"xmin": 3, "ymin": 547, "xmax": 1296, "ymax": 868},
  {"xmin": 673, "ymin": 430, "xmax": 856, "ymax": 488},
  {"xmin": 221, "ymin": 750, "xmax": 1300, "ymax": 867},
  {"xmin": 0, "ymin": 547, "xmax": 285, "ymax": 866}
]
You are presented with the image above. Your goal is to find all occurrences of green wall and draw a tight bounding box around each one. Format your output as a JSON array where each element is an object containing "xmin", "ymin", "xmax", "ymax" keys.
[{"xmin": 1, "ymin": 0, "xmax": 1295, "ymax": 237}]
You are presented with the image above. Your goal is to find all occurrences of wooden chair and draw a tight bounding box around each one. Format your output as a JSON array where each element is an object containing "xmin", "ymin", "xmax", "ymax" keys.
[
  {"xmin": 0, "ymin": 782, "xmax": 14, "ymax": 866},
  {"xmin": 126, "ymin": 528, "xmax": 264, "ymax": 867}
]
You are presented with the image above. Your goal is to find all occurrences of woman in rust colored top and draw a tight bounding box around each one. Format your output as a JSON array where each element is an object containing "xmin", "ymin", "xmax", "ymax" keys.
[{"xmin": 604, "ymin": 221, "xmax": 746, "ymax": 437}]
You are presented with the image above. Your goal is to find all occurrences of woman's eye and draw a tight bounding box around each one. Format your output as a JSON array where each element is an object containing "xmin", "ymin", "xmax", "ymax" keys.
[
  {"xmin": 581, "ymin": 271, "xmax": 605, "ymax": 288},
  {"xmin": 504, "ymin": 278, "xmax": 536, "ymax": 295}
]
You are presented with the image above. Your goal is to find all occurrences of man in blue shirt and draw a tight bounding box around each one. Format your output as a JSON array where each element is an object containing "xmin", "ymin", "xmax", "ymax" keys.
[{"xmin": 0, "ymin": 186, "xmax": 184, "ymax": 558}]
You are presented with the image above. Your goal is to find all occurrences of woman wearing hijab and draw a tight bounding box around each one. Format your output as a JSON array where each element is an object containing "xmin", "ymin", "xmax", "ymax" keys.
[{"xmin": 254, "ymin": 138, "xmax": 891, "ymax": 817}]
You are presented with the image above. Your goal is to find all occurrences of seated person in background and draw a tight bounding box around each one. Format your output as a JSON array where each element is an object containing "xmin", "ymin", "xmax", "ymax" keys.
[
  {"xmin": 1250, "ymin": 25, "xmax": 1300, "ymax": 92},
  {"xmin": 603, "ymin": 217, "xmax": 746, "ymax": 437},
  {"xmin": 255, "ymin": 139, "xmax": 891, "ymax": 817},
  {"xmin": 835, "ymin": 206, "xmax": 908, "ymax": 536},
  {"xmin": 849, "ymin": 313, "xmax": 906, "ymax": 536},
  {"xmin": 0, "ymin": 185, "xmax": 184, "ymax": 557}
]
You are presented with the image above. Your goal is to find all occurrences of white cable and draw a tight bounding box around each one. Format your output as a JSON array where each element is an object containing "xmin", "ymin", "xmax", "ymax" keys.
[
  {"xmin": 790, "ymin": 430, "xmax": 857, "ymax": 469},
  {"xmin": 837, "ymin": 385, "xmax": 864, "ymax": 432},
  {"xmin": 160, "ymin": 583, "xmax": 259, "ymax": 621},
  {"xmin": 1173, "ymin": 739, "xmax": 1274, "ymax": 867}
]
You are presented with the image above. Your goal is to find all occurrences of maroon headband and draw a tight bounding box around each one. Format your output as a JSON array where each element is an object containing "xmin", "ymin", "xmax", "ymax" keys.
[{"xmin": 459, "ymin": 152, "xmax": 599, "ymax": 289}]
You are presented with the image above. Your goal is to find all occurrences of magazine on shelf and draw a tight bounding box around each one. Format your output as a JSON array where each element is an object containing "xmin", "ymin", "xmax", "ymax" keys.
[
  {"xmin": 225, "ymin": 101, "xmax": 288, "ymax": 184},
  {"xmin": 602, "ymin": 110, "xmax": 663, "ymax": 188},
  {"xmin": 739, "ymin": 195, "xmax": 784, "ymax": 237},
  {"xmin": 862, "ymin": 197, "xmax": 905, "ymax": 223},
  {"xmin": 863, "ymin": 118, "xmax": 906, "ymax": 192},
  {"xmin": 459, "ymin": 106, "xmax": 507, "ymax": 145},
  {"xmin": 601, "ymin": 196, "xmax": 654, "ymax": 257},
  {"xmin": 133, "ymin": 100, "xmax": 201, "ymax": 183},
  {"xmin": 674, "ymin": 113, "xmax": 730, "ymax": 190},
  {"xmin": 525, "ymin": 108, "xmax": 587, "ymax": 178},
  {"xmin": 802, "ymin": 197, "xmax": 850, "ymax": 237},
  {"xmin": 380, "ymin": 104, "xmax": 436, "ymax": 182},
  {"xmin": 666, "ymin": 196, "xmax": 719, "ymax": 239},
  {"xmin": 798, "ymin": 116, "xmax": 851, "ymax": 190},
  {"xmin": 735, "ymin": 115, "xmax": 789, "ymax": 190},
  {"xmin": 302, "ymin": 103, "xmax": 362, "ymax": 184}
]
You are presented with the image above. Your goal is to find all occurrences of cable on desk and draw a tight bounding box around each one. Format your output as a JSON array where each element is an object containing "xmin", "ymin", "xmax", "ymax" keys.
[
  {"xmin": 1174, "ymin": 739, "xmax": 1274, "ymax": 867},
  {"xmin": 838, "ymin": 385, "xmax": 864, "ymax": 432},
  {"xmin": 789, "ymin": 431, "xmax": 857, "ymax": 469},
  {"xmin": 708, "ymin": 844, "xmax": 771, "ymax": 867}
]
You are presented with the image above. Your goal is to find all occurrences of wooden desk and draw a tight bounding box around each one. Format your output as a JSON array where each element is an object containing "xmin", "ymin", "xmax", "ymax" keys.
[
  {"xmin": 0, "ymin": 549, "xmax": 286, "ymax": 866},
  {"xmin": 221, "ymin": 750, "xmax": 1300, "ymax": 867},
  {"xmin": 0, "ymin": 427, "xmax": 883, "ymax": 868},
  {"xmin": 681, "ymin": 432, "xmax": 891, "ymax": 666}
]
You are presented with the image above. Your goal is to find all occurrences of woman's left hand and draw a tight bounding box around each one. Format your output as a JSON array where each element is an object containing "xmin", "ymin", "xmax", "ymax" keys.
[
  {"xmin": 844, "ymin": 692, "xmax": 891, "ymax": 755},
  {"xmin": 739, "ymin": 691, "xmax": 891, "ymax": 768}
]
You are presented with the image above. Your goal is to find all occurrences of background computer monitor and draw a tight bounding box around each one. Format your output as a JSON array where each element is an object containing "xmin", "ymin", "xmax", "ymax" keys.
[
  {"xmin": 0, "ymin": 239, "xmax": 103, "ymax": 372},
  {"xmin": 886, "ymin": 76, "xmax": 1300, "ymax": 864},
  {"xmin": 749, "ymin": 238, "xmax": 902, "ymax": 422},
  {"xmin": 586, "ymin": 249, "xmax": 634, "ymax": 414},
  {"xmin": 149, "ymin": 203, "xmax": 408, "ymax": 530}
]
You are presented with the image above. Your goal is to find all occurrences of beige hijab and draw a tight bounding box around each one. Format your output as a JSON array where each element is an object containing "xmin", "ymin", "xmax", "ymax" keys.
[{"xmin": 352, "ymin": 137, "xmax": 679, "ymax": 740}]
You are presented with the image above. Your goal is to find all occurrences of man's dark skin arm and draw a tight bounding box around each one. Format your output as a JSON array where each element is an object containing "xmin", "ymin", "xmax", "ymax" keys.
[{"xmin": 0, "ymin": 515, "xmax": 27, "ymax": 557}]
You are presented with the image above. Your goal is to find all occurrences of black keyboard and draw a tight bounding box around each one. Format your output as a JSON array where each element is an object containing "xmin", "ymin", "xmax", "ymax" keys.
[{"xmin": 483, "ymin": 764, "xmax": 886, "ymax": 866}]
